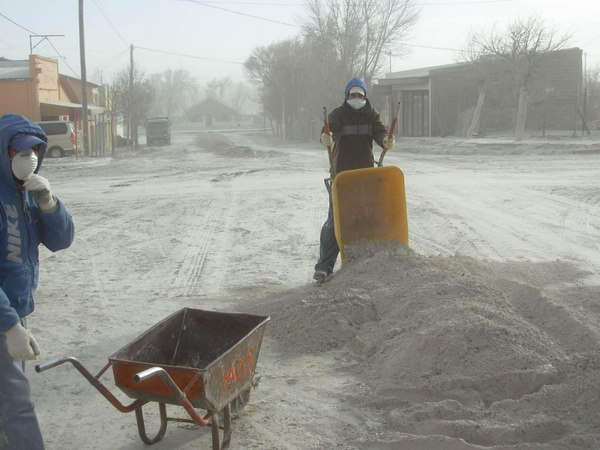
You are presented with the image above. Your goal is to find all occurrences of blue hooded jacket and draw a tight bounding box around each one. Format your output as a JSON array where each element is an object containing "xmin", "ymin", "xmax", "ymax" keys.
[{"xmin": 0, "ymin": 113, "xmax": 75, "ymax": 331}]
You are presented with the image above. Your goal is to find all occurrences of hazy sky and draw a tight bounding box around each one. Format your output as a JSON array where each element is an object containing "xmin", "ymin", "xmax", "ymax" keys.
[{"xmin": 2, "ymin": 0, "xmax": 600, "ymax": 89}]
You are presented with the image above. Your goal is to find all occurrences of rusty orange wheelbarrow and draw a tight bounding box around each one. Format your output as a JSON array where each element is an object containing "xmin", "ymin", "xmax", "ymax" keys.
[{"xmin": 36, "ymin": 308, "xmax": 270, "ymax": 450}]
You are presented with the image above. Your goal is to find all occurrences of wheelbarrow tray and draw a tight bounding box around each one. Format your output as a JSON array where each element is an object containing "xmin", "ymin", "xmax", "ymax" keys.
[
  {"xmin": 109, "ymin": 307, "xmax": 269, "ymax": 412},
  {"xmin": 332, "ymin": 165, "xmax": 408, "ymax": 260}
]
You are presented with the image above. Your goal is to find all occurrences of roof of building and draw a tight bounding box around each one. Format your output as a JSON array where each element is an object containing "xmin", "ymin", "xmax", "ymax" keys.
[
  {"xmin": 0, "ymin": 60, "xmax": 30, "ymax": 80},
  {"xmin": 59, "ymin": 73, "xmax": 101, "ymax": 88},
  {"xmin": 188, "ymin": 98, "xmax": 238, "ymax": 116},
  {"xmin": 378, "ymin": 62, "xmax": 468, "ymax": 84},
  {"xmin": 39, "ymin": 99, "xmax": 104, "ymax": 114},
  {"xmin": 380, "ymin": 47, "xmax": 583, "ymax": 85}
]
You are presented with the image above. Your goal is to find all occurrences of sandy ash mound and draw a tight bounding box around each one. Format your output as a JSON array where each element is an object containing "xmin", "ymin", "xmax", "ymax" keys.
[
  {"xmin": 244, "ymin": 241, "xmax": 600, "ymax": 448},
  {"xmin": 257, "ymin": 241, "xmax": 563, "ymax": 382}
]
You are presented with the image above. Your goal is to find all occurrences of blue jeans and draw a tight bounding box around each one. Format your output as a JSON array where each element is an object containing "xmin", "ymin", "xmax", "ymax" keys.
[
  {"xmin": 0, "ymin": 320, "xmax": 45, "ymax": 450},
  {"xmin": 315, "ymin": 193, "xmax": 339, "ymax": 274}
]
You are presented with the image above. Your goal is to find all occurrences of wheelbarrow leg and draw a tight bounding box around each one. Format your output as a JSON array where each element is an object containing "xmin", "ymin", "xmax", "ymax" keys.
[
  {"xmin": 135, "ymin": 402, "xmax": 168, "ymax": 444},
  {"xmin": 134, "ymin": 367, "xmax": 234, "ymax": 449},
  {"xmin": 211, "ymin": 412, "xmax": 220, "ymax": 450},
  {"xmin": 221, "ymin": 404, "xmax": 232, "ymax": 449},
  {"xmin": 210, "ymin": 404, "xmax": 231, "ymax": 450}
]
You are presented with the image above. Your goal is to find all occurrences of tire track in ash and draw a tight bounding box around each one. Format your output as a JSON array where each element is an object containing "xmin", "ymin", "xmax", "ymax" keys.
[{"xmin": 172, "ymin": 196, "xmax": 225, "ymax": 297}]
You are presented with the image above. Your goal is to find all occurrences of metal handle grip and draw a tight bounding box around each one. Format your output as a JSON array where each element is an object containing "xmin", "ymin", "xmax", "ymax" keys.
[{"xmin": 35, "ymin": 356, "xmax": 76, "ymax": 373}]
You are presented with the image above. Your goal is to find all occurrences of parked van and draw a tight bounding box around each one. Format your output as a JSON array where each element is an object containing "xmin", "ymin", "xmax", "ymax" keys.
[{"xmin": 36, "ymin": 121, "xmax": 77, "ymax": 158}]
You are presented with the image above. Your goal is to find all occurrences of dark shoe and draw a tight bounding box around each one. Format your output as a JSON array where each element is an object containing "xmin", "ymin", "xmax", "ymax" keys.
[{"xmin": 313, "ymin": 269, "xmax": 332, "ymax": 283}]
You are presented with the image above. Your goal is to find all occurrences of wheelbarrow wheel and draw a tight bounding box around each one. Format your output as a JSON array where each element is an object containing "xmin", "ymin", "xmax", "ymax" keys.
[{"xmin": 135, "ymin": 402, "xmax": 168, "ymax": 444}]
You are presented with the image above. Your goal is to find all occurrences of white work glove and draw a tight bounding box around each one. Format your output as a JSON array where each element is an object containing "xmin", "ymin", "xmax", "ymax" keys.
[
  {"xmin": 23, "ymin": 174, "xmax": 57, "ymax": 212},
  {"xmin": 320, "ymin": 132, "xmax": 333, "ymax": 147},
  {"xmin": 383, "ymin": 136, "xmax": 395, "ymax": 151},
  {"xmin": 4, "ymin": 323, "xmax": 40, "ymax": 361}
]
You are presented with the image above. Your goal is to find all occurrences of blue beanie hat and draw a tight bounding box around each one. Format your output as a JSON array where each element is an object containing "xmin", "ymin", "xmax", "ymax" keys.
[{"xmin": 345, "ymin": 78, "xmax": 367, "ymax": 98}]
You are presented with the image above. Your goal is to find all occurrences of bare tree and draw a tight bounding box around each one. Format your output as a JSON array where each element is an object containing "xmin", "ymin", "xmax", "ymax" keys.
[
  {"xmin": 206, "ymin": 77, "xmax": 233, "ymax": 102},
  {"xmin": 226, "ymin": 81, "xmax": 252, "ymax": 115},
  {"xmin": 245, "ymin": 0, "xmax": 418, "ymax": 141},
  {"xmin": 469, "ymin": 16, "xmax": 570, "ymax": 140},
  {"xmin": 111, "ymin": 66, "xmax": 154, "ymax": 146},
  {"xmin": 583, "ymin": 65, "xmax": 600, "ymax": 132},
  {"xmin": 148, "ymin": 69, "xmax": 198, "ymax": 118},
  {"xmin": 301, "ymin": 0, "xmax": 419, "ymax": 85},
  {"xmin": 462, "ymin": 43, "xmax": 509, "ymax": 138},
  {"xmin": 245, "ymin": 39, "xmax": 308, "ymax": 138}
]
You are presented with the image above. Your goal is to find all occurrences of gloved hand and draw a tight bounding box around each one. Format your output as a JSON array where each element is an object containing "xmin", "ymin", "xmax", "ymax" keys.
[
  {"xmin": 383, "ymin": 136, "xmax": 395, "ymax": 150},
  {"xmin": 23, "ymin": 174, "xmax": 57, "ymax": 212},
  {"xmin": 320, "ymin": 132, "xmax": 333, "ymax": 147},
  {"xmin": 4, "ymin": 323, "xmax": 40, "ymax": 361}
]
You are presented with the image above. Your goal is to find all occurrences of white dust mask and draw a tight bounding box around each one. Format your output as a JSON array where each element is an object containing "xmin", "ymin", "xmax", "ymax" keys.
[
  {"xmin": 11, "ymin": 149, "xmax": 38, "ymax": 181},
  {"xmin": 346, "ymin": 98, "xmax": 366, "ymax": 110}
]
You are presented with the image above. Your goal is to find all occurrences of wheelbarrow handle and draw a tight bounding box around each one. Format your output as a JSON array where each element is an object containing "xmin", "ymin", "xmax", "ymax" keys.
[
  {"xmin": 378, "ymin": 101, "xmax": 401, "ymax": 167},
  {"xmin": 35, "ymin": 356, "xmax": 143, "ymax": 413},
  {"xmin": 35, "ymin": 356, "xmax": 77, "ymax": 373},
  {"xmin": 323, "ymin": 107, "xmax": 334, "ymax": 176}
]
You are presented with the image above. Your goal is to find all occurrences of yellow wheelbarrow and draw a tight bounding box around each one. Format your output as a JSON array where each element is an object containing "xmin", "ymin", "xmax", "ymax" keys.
[
  {"xmin": 332, "ymin": 165, "xmax": 408, "ymax": 260},
  {"xmin": 324, "ymin": 103, "xmax": 408, "ymax": 260}
]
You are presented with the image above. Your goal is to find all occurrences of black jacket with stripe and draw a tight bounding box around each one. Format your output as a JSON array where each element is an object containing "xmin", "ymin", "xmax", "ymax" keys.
[{"xmin": 324, "ymin": 98, "xmax": 388, "ymax": 174}]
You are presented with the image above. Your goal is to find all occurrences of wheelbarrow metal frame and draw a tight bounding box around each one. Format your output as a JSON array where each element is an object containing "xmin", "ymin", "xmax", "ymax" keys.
[{"xmin": 35, "ymin": 308, "xmax": 269, "ymax": 450}]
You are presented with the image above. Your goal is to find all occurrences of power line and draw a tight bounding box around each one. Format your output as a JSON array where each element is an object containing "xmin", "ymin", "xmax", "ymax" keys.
[
  {"xmin": 181, "ymin": 0, "xmax": 513, "ymax": 30},
  {"xmin": 45, "ymin": 39, "xmax": 79, "ymax": 77},
  {"xmin": 397, "ymin": 43, "xmax": 467, "ymax": 52},
  {"xmin": 94, "ymin": 46, "xmax": 130, "ymax": 71},
  {"xmin": 184, "ymin": 0, "xmax": 512, "ymax": 4},
  {"xmin": 91, "ymin": 0, "xmax": 129, "ymax": 45},
  {"xmin": 183, "ymin": 0, "xmax": 297, "ymax": 27},
  {"xmin": 198, "ymin": 1, "xmax": 303, "ymax": 4},
  {"xmin": 134, "ymin": 45, "xmax": 245, "ymax": 65},
  {"xmin": 0, "ymin": 12, "xmax": 36, "ymax": 34},
  {"xmin": 421, "ymin": 0, "xmax": 513, "ymax": 4},
  {"xmin": 0, "ymin": 13, "xmax": 79, "ymax": 76}
]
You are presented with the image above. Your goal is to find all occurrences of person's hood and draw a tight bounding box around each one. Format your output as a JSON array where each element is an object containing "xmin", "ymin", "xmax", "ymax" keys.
[
  {"xmin": 345, "ymin": 77, "xmax": 368, "ymax": 99},
  {"xmin": 0, "ymin": 113, "xmax": 47, "ymax": 193}
]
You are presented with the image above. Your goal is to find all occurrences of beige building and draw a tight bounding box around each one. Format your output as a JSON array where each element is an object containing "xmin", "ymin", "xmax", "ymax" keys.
[{"xmin": 0, "ymin": 54, "xmax": 113, "ymax": 154}]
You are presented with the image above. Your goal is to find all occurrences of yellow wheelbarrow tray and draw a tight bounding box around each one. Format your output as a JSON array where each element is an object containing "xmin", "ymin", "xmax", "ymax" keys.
[{"xmin": 332, "ymin": 165, "xmax": 408, "ymax": 260}]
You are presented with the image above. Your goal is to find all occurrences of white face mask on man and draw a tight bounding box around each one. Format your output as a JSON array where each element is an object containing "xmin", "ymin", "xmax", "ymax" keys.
[
  {"xmin": 346, "ymin": 98, "xmax": 366, "ymax": 110},
  {"xmin": 11, "ymin": 149, "xmax": 38, "ymax": 181}
]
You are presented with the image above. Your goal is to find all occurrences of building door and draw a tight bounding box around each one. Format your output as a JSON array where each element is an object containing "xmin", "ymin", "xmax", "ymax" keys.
[{"xmin": 402, "ymin": 90, "xmax": 429, "ymax": 137}]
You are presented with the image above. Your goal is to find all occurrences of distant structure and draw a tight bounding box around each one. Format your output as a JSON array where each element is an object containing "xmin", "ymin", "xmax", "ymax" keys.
[
  {"xmin": 372, "ymin": 47, "xmax": 583, "ymax": 138},
  {"xmin": 187, "ymin": 98, "xmax": 239, "ymax": 127}
]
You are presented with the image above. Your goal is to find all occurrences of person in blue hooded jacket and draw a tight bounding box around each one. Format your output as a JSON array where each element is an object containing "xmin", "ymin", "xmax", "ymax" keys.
[
  {"xmin": 313, "ymin": 78, "xmax": 395, "ymax": 282},
  {"xmin": 0, "ymin": 113, "xmax": 74, "ymax": 449}
]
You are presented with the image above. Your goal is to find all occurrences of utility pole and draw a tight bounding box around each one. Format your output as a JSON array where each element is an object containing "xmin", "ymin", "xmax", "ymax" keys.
[
  {"xmin": 129, "ymin": 44, "xmax": 134, "ymax": 148},
  {"xmin": 78, "ymin": 0, "xmax": 89, "ymax": 156}
]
